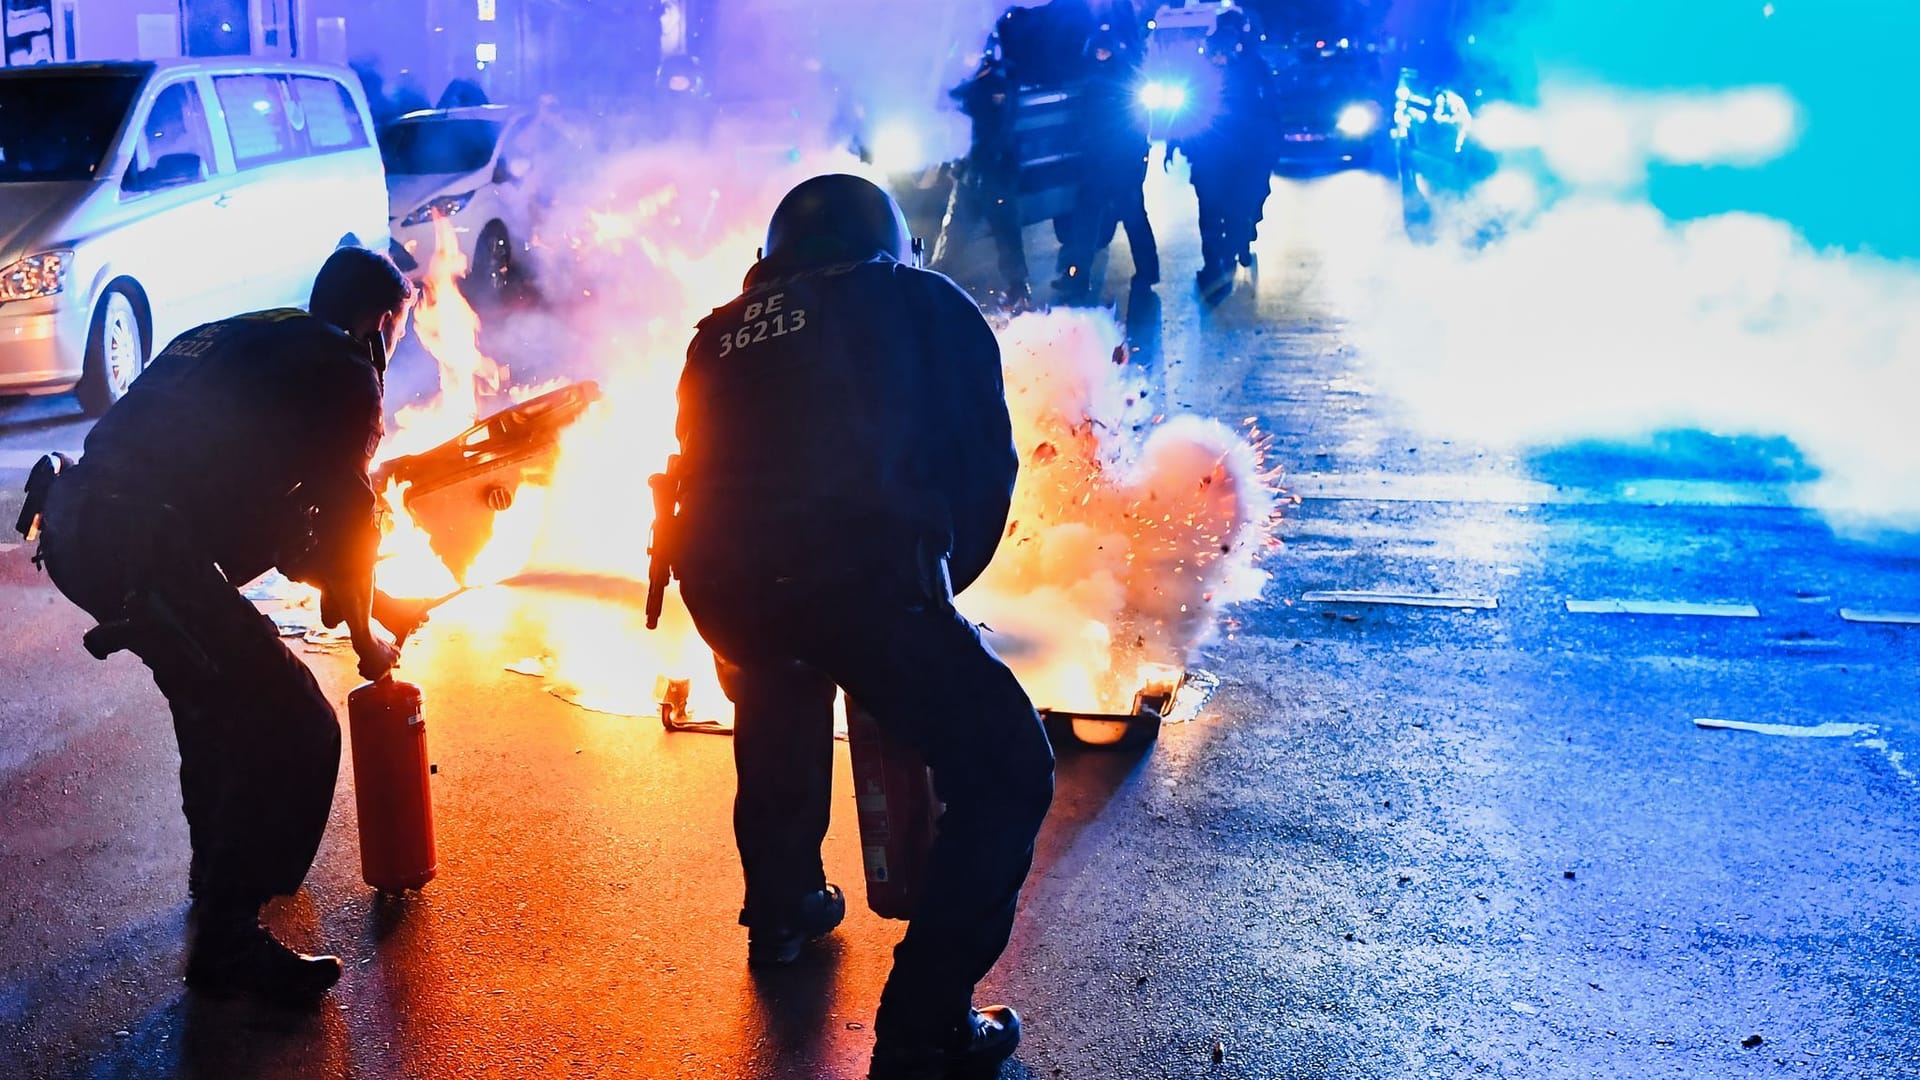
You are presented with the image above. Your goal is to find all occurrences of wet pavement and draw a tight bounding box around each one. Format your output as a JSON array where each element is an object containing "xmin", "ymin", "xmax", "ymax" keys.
[{"xmin": 3, "ymin": 166, "xmax": 1918, "ymax": 1079}]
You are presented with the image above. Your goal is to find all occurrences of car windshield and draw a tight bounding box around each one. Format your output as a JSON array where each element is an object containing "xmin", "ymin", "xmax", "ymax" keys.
[
  {"xmin": 1277, "ymin": 50, "xmax": 1382, "ymax": 97},
  {"xmin": 379, "ymin": 118, "xmax": 501, "ymax": 176},
  {"xmin": 0, "ymin": 73, "xmax": 144, "ymax": 183}
]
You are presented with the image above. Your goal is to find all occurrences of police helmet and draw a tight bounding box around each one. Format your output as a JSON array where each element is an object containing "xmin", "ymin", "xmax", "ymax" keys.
[
  {"xmin": 1214, "ymin": 8, "xmax": 1251, "ymax": 36},
  {"xmin": 763, "ymin": 174, "xmax": 912, "ymax": 272},
  {"xmin": 1086, "ymin": 23, "xmax": 1132, "ymax": 64}
]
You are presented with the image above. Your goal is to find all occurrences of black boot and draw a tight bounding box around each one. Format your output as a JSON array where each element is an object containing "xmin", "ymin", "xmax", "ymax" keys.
[
  {"xmin": 869, "ymin": 1006, "xmax": 1022, "ymax": 1080},
  {"xmin": 746, "ymin": 884, "xmax": 846, "ymax": 967},
  {"xmin": 185, "ymin": 906, "xmax": 343, "ymax": 1006},
  {"xmin": 1197, "ymin": 261, "xmax": 1234, "ymax": 305}
]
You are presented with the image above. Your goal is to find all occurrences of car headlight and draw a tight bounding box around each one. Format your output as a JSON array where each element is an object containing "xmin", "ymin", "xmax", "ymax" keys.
[
  {"xmin": 1336, "ymin": 102, "xmax": 1381, "ymax": 138},
  {"xmin": 1138, "ymin": 80, "xmax": 1190, "ymax": 114},
  {"xmin": 401, "ymin": 191, "xmax": 476, "ymax": 227},
  {"xmin": 0, "ymin": 251, "xmax": 72, "ymax": 303}
]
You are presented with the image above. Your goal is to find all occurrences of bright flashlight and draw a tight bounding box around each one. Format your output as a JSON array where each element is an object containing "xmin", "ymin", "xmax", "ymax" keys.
[
  {"xmin": 1336, "ymin": 102, "xmax": 1379, "ymax": 138},
  {"xmin": 1138, "ymin": 80, "xmax": 1189, "ymax": 114}
]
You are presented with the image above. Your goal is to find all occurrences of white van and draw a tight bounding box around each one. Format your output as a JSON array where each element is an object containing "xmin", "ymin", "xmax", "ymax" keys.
[{"xmin": 0, "ymin": 58, "xmax": 389, "ymax": 416}]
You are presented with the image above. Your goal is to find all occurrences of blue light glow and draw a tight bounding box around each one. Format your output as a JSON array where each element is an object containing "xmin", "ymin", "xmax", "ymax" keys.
[
  {"xmin": 1488, "ymin": 0, "xmax": 1919, "ymax": 256},
  {"xmin": 1139, "ymin": 80, "xmax": 1189, "ymax": 114}
]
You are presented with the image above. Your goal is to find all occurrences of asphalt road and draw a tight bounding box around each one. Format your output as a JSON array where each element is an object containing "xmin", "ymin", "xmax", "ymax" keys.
[{"xmin": 2, "ymin": 166, "xmax": 1917, "ymax": 1080}]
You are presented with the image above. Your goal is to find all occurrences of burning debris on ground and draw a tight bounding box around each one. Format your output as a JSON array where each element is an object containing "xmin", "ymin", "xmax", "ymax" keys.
[{"xmin": 364, "ymin": 152, "xmax": 1281, "ymax": 728}]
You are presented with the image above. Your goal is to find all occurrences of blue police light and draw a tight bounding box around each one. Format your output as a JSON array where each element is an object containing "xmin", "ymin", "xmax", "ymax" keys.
[
  {"xmin": 1139, "ymin": 80, "xmax": 1190, "ymax": 114},
  {"xmin": 1337, "ymin": 101, "xmax": 1380, "ymax": 137}
]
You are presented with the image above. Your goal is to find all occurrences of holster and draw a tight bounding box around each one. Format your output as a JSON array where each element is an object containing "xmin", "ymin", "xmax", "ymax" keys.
[
  {"xmin": 66, "ymin": 492, "xmax": 224, "ymax": 684},
  {"xmin": 82, "ymin": 587, "xmax": 221, "ymax": 682},
  {"xmin": 15, "ymin": 452, "xmax": 75, "ymax": 564}
]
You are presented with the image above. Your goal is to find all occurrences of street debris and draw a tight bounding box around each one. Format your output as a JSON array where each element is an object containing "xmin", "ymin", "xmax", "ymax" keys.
[
  {"xmin": 1211, "ymin": 1041, "xmax": 1226, "ymax": 1064},
  {"xmin": 1743, "ymin": 1034, "xmax": 1765, "ymax": 1049}
]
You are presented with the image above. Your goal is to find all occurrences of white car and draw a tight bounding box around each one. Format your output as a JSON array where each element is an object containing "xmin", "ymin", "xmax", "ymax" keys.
[
  {"xmin": 380, "ymin": 105, "xmax": 539, "ymax": 303},
  {"xmin": 0, "ymin": 58, "xmax": 389, "ymax": 415}
]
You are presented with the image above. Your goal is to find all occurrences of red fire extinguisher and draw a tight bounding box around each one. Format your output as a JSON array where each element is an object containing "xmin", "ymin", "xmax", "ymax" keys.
[
  {"xmin": 846, "ymin": 698, "xmax": 938, "ymax": 920},
  {"xmin": 347, "ymin": 676, "xmax": 438, "ymax": 893}
]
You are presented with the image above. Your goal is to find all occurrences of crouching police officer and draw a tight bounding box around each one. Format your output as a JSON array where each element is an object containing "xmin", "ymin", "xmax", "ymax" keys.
[
  {"xmin": 665, "ymin": 175, "xmax": 1055, "ymax": 1078},
  {"xmin": 26, "ymin": 247, "xmax": 416, "ymax": 1005}
]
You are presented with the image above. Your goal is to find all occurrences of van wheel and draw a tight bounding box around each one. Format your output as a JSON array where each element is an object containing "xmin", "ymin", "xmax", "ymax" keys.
[
  {"xmin": 472, "ymin": 222, "xmax": 514, "ymax": 306},
  {"xmin": 77, "ymin": 286, "xmax": 147, "ymax": 417}
]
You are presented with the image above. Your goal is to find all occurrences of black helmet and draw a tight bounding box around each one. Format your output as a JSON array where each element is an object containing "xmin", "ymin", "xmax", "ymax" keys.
[
  {"xmin": 1086, "ymin": 23, "xmax": 1132, "ymax": 64},
  {"xmin": 763, "ymin": 174, "xmax": 911, "ymax": 272}
]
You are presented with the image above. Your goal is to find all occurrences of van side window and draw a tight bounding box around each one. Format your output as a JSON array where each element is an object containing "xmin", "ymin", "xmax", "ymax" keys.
[
  {"xmin": 291, "ymin": 76, "xmax": 369, "ymax": 152},
  {"xmin": 128, "ymin": 81, "xmax": 214, "ymax": 186},
  {"xmin": 213, "ymin": 73, "xmax": 300, "ymax": 169}
]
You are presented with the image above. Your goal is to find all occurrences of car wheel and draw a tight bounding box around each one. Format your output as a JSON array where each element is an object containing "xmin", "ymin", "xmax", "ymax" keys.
[
  {"xmin": 472, "ymin": 222, "xmax": 513, "ymax": 307},
  {"xmin": 77, "ymin": 286, "xmax": 147, "ymax": 417}
]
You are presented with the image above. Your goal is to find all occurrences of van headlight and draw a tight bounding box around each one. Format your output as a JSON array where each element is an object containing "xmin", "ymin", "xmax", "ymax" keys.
[
  {"xmin": 0, "ymin": 251, "xmax": 72, "ymax": 303},
  {"xmin": 401, "ymin": 192, "xmax": 476, "ymax": 227}
]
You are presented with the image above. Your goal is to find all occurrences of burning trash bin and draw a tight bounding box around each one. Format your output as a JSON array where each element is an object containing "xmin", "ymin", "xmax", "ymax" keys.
[{"xmin": 374, "ymin": 381, "xmax": 602, "ymax": 583}]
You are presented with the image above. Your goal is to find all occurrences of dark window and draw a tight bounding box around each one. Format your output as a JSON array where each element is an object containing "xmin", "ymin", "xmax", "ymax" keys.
[
  {"xmin": 214, "ymin": 73, "xmax": 303, "ymax": 168},
  {"xmin": 0, "ymin": 71, "xmax": 142, "ymax": 183},
  {"xmin": 185, "ymin": 0, "xmax": 249, "ymax": 57},
  {"xmin": 291, "ymin": 75, "xmax": 368, "ymax": 152},
  {"xmin": 378, "ymin": 118, "xmax": 502, "ymax": 176},
  {"xmin": 131, "ymin": 81, "xmax": 215, "ymax": 177}
]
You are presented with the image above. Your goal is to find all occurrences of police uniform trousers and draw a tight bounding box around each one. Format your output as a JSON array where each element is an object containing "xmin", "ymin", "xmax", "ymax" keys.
[
  {"xmin": 39, "ymin": 468, "xmax": 340, "ymax": 908},
  {"xmin": 1188, "ymin": 135, "xmax": 1273, "ymax": 273},
  {"xmin": 940, "ymin": 165, "xmax": 1032, "ymax": 296},
  {"xmin": 1058, "ymin": 151, "xmax": 1161, "ymax": 296},
  {"xmin": 682, "ymin": 572, "xmax": 1055, "ymax": 1041}
]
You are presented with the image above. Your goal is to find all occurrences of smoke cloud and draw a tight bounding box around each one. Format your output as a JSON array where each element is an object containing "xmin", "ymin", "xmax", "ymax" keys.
[
  {"xmin": 964, "ymin": 310, "xmax": 1276, "ymax": 712},
  {"xmin": 1327, "ymin": 1, "xmax": 1920, "ymax": 532}
]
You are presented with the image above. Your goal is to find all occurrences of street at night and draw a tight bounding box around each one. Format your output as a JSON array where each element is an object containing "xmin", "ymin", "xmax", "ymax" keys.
[{"xmin": 2, "ymin": 1, "xmax": 1918, "ymax": 1078}]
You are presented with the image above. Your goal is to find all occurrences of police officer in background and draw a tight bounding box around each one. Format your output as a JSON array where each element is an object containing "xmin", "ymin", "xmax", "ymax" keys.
[
  {"xmin": 1183, "ymin": 8, "xmax": 1275, "ymax": 302},
  {"xmin": 939, "ymin": 49, "xmax": 1033, "ymax": 307},
  {"xmin": 667, "ymin": 175, "xmax": 1055, "ymax": 1078},
  {"xmin": 1054, "ymin": 21, "xmax": 1161, "ymax": 303},
  {"xmin": 28, "ymin": 248, "xmax": 418, "ymax": 1004}
]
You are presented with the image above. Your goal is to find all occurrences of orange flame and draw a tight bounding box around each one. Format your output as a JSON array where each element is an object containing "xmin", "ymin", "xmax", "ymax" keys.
[
  {"xmin": 384, "ymin": 216, "xmax": 509, "ymax": 461},
  {"xmin": 380, "ymin": 152, "xmax": 1278, "ymax": 721}
]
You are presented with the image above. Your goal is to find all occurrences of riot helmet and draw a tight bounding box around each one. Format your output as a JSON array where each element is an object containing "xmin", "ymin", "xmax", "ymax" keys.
[
  {"xmin": 1086, "ymin": 23, "xmax": 1133, "ymax": 66},
  {"xmin": 762, "ymin": 174, "xmax": 913, "ymax": 273}
]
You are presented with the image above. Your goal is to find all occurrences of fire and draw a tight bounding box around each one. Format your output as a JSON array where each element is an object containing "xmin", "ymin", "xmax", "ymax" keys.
[
  {"xmin": 385, "ymin": 216, "xmax": 510, "ymax": 460},
  {"xmin": 377, "ymin": 145, "xmax": 1278, "ymax": 723},
  {"xmin": 960, "ymin": 310, "xmax": 1276, "ymax": 713},
  {"xmin": 373, "ymin": 479, "xmax": 461, "ymax": 600}
]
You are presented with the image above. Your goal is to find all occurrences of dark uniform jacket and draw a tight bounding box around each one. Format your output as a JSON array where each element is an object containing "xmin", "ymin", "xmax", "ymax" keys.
[
  {"xmin": 674, "ymin": 256, "xmax": 1016, "ymax": 594},
  {"xmin": 77, "ymin": 308, "xmax": 384, "ymax": 590}
]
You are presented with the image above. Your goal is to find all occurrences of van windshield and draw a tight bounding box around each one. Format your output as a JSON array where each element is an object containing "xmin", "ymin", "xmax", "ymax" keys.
[
  {"xmin": 379, "ymin": 119, "xmax": 501, "ymax": 176},
  {"xmin": 0, "ymin": 73, "xmax": 144, "ymax": 183}
]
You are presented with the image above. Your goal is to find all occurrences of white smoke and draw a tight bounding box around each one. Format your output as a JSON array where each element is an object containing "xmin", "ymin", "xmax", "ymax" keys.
[
  {"xmin": 1349, "ymin": 196, "xmax": 1920, "ymax": 529},
  {"xmin": 1323, "ymin": 74, "xmax": 1920, "ymax": 534},
  {"xmin": 964, "ymin": 309, "xmax": 1276, "ymax": 712}
]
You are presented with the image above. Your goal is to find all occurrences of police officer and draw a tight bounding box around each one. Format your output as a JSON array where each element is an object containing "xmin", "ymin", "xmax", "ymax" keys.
[
  {"xmin": 1054, "ymin": 22, "xmax": 1161, "ymax": 303},
  {"xmin": 31, "ymin": 248, "xmax": 416, "ymax": 1004},
  {"xmin": 1184, "ymin": 8, "xmax": 1275, "ymax": 301},
  {"xmin": 939, "ymin": 49, "xmax": 1033, "ymax": 307},
  {"xmin": 668, "ymin": 175, "xmax": 1055, "ymax": 1079}
]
